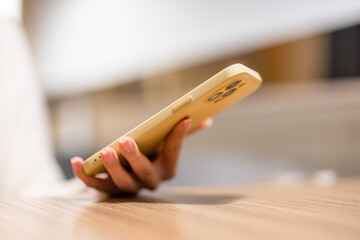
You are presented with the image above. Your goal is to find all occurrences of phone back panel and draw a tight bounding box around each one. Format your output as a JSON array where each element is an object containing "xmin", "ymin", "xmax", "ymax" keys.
[{"xmin": 83, "ymin": 64, "xmax": 262, "ymax": 175}]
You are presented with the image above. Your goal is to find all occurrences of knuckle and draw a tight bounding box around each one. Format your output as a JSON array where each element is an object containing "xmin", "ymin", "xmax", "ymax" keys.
[
  {"xmin": 141, "ymin": 167, "xmax": 153, "ymax": 179},
  {"xmin": 147, "ymin": 180, "xmax": 160, "ymax": 191},
  {"xmin": 173, "ymin": 131, "xmax": 186, "ymax": 141},
  {"xmin": 167, "ymin": 143, "xmax": 181, "ymax": 154},
  {"xmin": 85, "ymin": 180, "xmax": 98, "ymax": 189},
  {"xmin": 115, "ymin": 179, "xmax": 135, "ymax": 192},
  {"xmin": 163, "ymin": 170, "xmax": 176, "ymax": 180},
  {"xmin": 173, "ymin": 144, "xmax": 181, "ymax": 152},
  {"xmin": 149, "ymin": 183, "xmax": 159, "ymax": 191},
  {"xmin": 169, "ymin": 128, "xmax": 184, "ymax": 138}
]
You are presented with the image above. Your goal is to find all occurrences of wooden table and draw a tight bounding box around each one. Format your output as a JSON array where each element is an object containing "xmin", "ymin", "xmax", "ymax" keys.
[{"xmin": 1, "ymin": 178, "xmax": 359, "ymax": 240}]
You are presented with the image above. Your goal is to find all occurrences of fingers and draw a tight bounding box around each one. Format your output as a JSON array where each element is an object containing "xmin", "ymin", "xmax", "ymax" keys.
[
  {"xmin": 187, "ymin": 118, "xmax": 213, "ymax": 136},
  {"xmin": 100, "ymin": 148, "xmax": 140, "ymax": 193},
  {"xmin": 118, "ymin": 137, "xmax": 160, "ymax": 190},
  {"xmin": 71, "ymin": 157, "xmax": 119, "ymax": 194},
  {"xmin": 72, "ymin": 118, "xmax": 213, "ymax": 194},
  {"xmin": 158, "ymin": 118, "xmax": 192, "ymax": 179}
]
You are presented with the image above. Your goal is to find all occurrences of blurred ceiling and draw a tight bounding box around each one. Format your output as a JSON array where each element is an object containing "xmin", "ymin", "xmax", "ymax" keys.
[{"xmin": 24, "ymin": 0, "xmax": 360, "ymax": 98}]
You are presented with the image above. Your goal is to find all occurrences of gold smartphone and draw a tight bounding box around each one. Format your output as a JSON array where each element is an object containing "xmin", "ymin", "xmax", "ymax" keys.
[{"xmin": 83, "ymin": 63, "xmax": 262, "ymax": 175}]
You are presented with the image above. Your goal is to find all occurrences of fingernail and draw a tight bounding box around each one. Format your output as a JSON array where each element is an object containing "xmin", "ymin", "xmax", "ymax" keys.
[
  {"xmin": 181, "ymin": 119, "xmax": 192, "ymax": 131},
  {"xmin": 101, "ymin": 147, "xmax": 115, "ymax": 163},
  {"xmin": 119, "ymin": 137, "xmax": 133, "ymax": 153},
  {"xmin": 206, "ymin": 118, "xmax": 213, "ymax": 128},
  {"xmin": 71, "ymin": 158, "xmax": 81, "ymax": 171}
]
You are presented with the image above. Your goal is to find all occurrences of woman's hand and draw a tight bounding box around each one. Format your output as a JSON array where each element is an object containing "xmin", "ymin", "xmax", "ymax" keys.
[{"xmin": 70, "ymin": 118, "xmax": 212, "ymax": 196}]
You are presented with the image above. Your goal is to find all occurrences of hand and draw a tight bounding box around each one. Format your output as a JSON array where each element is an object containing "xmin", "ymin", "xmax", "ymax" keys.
[{"xmin": 71, "ymin": 118, "xmax": 212, "ymax": 196}]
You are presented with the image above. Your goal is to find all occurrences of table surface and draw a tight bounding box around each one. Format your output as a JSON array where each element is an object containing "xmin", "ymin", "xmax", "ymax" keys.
[{"xmin": 1, "ymin": 178, "xmax": 359, "ymax": 240}]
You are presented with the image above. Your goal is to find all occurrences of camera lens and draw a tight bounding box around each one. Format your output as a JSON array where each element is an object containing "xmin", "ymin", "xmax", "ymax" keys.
[
  {"xmin": 207, "ymin": 92, "xmax": 222, "ymax": 102},
  {"xmin": 222, "ymin": 88, "xmax": 236, "ymax": 98},
  {"xmin": 226, "ymin": 80, "xmax": 240, "ymax": 90}
]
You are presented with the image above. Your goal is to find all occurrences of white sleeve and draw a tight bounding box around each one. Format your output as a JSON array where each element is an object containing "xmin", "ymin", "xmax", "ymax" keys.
[{"xmin": 0, "ymin": 18, "xmax": 65, "ymax": 196}]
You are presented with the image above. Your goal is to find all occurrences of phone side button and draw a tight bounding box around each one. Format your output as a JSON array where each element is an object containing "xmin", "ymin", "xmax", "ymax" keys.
[{"xmin": 172, "ymin": 96, "xmax": 193, "ymax": 113}]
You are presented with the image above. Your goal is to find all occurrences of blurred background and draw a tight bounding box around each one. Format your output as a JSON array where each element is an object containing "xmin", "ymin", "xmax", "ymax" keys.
[{"xmin": 20, "ymin": 0, "xmax": 360, "ymax": 185}]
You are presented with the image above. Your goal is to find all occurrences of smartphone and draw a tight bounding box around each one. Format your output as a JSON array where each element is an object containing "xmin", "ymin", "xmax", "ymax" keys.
[{"xmin": 83, "ymin": 63, "xmax": 262, "ymax": 175}]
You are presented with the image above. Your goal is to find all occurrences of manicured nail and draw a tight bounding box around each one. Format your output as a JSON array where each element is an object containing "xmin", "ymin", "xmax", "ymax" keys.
[
  {"xmin": 206, "ymin": 118, "xmax": 213, "ymax": 128},
  {"xmin": 119, "ymin": 137, "xmax": 133, "ymax": 153},
  {"xmin": 101, "ymin": 147, "xmax": 115, "ymax": 163},
  {"xmin": 71, "ymin": 158, "xmax": 81, "ymax": 171},
  {"xmin": 181, "ymin": 119, "xmax": 192, "ymax": 131}
]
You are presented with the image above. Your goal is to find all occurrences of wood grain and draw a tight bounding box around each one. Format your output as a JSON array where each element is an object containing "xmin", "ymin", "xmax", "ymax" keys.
[{"xmin": 0, "ymin": 178, "xmax": 359, "ymax": 240}]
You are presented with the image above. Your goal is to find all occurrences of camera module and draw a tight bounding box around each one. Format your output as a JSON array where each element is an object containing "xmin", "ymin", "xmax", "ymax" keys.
[
  {"xmin": 222, "ymin": 88, "xmax": 236, "ymax": 98},
  {"xmin": 225, "ymin": 80, "xmax": 240, "ymax": 90},
  {"xmin": 207, "ymin": 92, "xmax": 223, "ymax": 102}
]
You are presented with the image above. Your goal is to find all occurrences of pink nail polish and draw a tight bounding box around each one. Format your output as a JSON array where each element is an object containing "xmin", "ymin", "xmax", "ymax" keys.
[
  {"xmin": 206, "ymin": 118, "xmax": 213, "ymax": 127},
  {"xmin": 71, "ymin": 160, "xmax": 81, "ymax": 171},
  {"xmin": 119, "ymin": 137, "xmax": 133, "ymax": 153},
  {"xmin": 181, "ymin": 119, "xmax": 192, "ymax": 131},
  {"xmin": 101, "ymin": 148, "xmax": 114, "ymax": 163}
]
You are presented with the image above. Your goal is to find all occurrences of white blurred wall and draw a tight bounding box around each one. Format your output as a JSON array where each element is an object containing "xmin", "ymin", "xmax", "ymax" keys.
[{"xmin": 24, "ymin": 0, "xmax": 360, "ymax": 98}]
